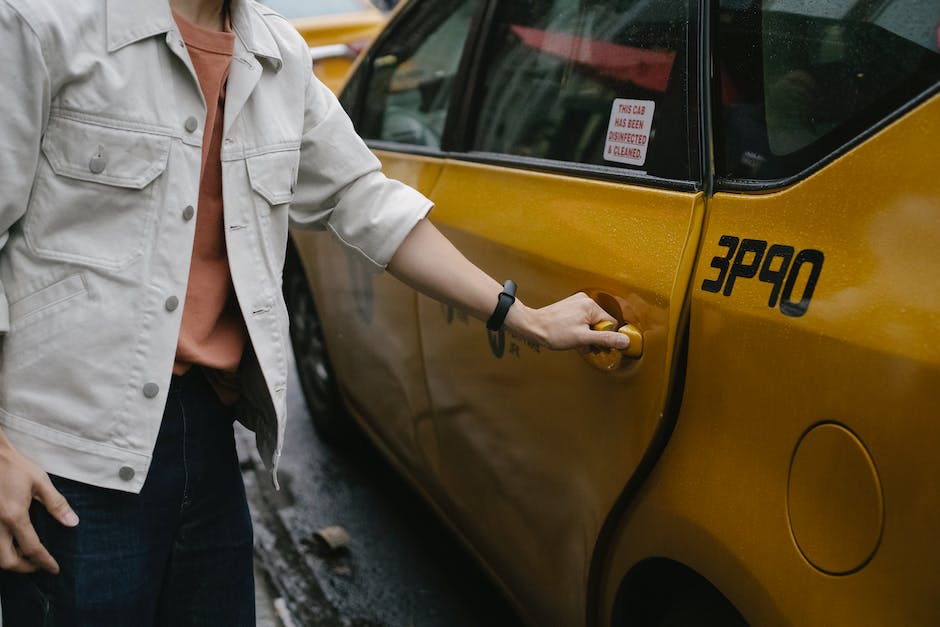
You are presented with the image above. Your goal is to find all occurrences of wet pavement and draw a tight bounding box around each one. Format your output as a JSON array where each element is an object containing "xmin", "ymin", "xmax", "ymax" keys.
[
  {"xmin": 237, "ymin": 362, "xmax": 524, "ymax": 627},
  {"xmin": 256, "ymin": 561, "xmax": 288, "ymax": 627}
]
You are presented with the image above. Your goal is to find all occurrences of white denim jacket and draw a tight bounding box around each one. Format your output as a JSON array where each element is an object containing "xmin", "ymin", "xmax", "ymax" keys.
[{"xmin": 0, "ymin": 0, "xmax": 431, "ymax": 492}]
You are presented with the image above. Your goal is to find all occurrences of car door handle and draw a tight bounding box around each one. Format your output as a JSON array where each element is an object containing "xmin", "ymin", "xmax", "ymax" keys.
[
  {"xmin": 309, "ymin": 44, "xmax": 357, "ymax": 62},
  {"xmin": 594, "ymin": 321, "xmax": 643, "ymax": 358},
  {"xmin": 581, "ymin": 320, "xmax": 644, "ymax": 372}
]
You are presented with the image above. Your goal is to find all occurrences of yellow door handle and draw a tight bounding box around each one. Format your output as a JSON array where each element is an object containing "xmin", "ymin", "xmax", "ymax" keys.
[
  {"xmin": 617, "ymin": 322, "xmax": 643, "ymax": 359},
  {"xmin": 593, "ymin": 321, "xmax": 644, "ymax": 358},
  {"xmin": 583, "ymin": 320, "xmax": 644, "ymax": 371}
]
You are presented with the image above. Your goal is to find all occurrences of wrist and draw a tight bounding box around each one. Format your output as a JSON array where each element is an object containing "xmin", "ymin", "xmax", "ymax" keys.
[
  {"xmin": 504, "ymin": 301, "xmax": 547, "ymax": 346},
  {"xmin": 486, "ymin": 280, "xmax": 517, "ymax": 331},
  {"xmin": 0, "ymin": 433, "xmax": 19, "ymax": 466}
]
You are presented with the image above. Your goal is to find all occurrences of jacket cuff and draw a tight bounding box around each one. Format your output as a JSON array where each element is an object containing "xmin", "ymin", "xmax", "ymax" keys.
[{"xmin": 327, "ymin": 176, "xmax": 434, "ymax": 272}]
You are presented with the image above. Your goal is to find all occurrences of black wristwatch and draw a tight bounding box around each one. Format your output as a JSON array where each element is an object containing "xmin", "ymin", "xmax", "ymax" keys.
[{"xmin": 486, "ymin": 280, "xmax": 517, "ymax": 331}]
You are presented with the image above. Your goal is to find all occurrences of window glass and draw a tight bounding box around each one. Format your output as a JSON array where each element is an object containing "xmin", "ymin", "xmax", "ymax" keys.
[
  {"xmin": 357, "ymin": 0, "xmax": 481, "ymax": 148},
  {"xmin": 716, "ymin": 0, "xmax": 940, "ymax": 181},
  {"xmin": 470, "ymin": 0, "xmax": 691, "ymax": 180},
  {"xmin": 260, "ymin": 0, "xmax": 366, "ymax": 19}
]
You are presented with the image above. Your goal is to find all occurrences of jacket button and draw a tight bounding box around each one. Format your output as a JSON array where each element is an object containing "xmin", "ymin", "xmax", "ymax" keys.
[
  {"xmin": 165, "ymin": 296, "xmax": 180, "ymax": 312},
  {"xmin": 89, "ymin": 156, "xmax": 107, "ymax": 174},
  {"xmin": 119, "ymin": 466, "xmax": 135, "ymax": 481},
  {"xmin": 182, "ymin": 205, "xmax": 195, "ymax": 221},
  {"xmin": 184, "ymin": 116, "xmax": 199, "ymax": 133},
  {"xmin": 143, "ymin": 382, "xmax": 159, "ymax": 398}
]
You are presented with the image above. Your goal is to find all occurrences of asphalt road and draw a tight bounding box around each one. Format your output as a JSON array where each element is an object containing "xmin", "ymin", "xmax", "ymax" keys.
[{"xmin": 238, "ymin": 361, "xmax": 524, "ymax": 627}]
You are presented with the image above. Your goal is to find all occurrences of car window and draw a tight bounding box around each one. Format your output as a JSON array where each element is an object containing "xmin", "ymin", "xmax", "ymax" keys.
[
  {"xmin": 469, "ymin": 0, "xmax": 692, "ymax": 181},
  {"xmin": 356, "ymin": 0, "xmax": 481, "ymax": 149},
  {"xmin": 716, "ymin": 0, "xmax": 940, "ymax": 182},
  {"xmin": 260, "ymin": 0, "xmax": 367, "ymax": 19}
]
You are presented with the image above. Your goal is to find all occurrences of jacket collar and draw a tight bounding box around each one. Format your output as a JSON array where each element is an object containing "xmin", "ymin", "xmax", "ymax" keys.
[{"xmin": 107, "ymin": 0, "xmax": 282, "ymax": 70}]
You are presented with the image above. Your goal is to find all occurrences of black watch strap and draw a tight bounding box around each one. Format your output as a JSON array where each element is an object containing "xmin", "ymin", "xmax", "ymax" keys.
[{"xmin": 486, "ymin": 280, "xmax": 517, "ymax": 331}]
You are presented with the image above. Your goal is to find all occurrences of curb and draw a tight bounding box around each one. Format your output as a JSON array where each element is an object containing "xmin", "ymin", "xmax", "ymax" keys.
[{"xmin": 237, "ymin": 428, "xmax": 348, "ymax": 627}]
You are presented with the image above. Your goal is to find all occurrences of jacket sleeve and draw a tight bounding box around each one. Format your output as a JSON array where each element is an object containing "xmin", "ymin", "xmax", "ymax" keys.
[
  {"xmin": 289, "ymin": 66, "xmax": 433, "ymax": 271},
  {"xmin": 0, "ymin": 2, "xmax": 51, "ymax": 333}
]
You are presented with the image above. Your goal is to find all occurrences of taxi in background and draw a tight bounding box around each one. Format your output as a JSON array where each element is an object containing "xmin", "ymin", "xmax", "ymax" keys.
[
  {"xmin": 261, "ymin": 0, "xmax": 388, "ymax": 92},
  {"xmin": 282, "ymin": 0, "xmax": 940, "ymax": 625}
]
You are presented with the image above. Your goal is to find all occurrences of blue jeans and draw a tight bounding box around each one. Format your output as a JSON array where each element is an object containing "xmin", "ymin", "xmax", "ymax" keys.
[{"xmin": 0, "ymin": 369, "xmax": 255, "ymax": 626}]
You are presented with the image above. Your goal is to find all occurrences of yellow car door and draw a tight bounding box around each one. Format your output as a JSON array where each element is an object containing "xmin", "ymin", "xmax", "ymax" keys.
[{"xmin": 410, "ymin": 2, "xmax": 704, "ymax": 624}]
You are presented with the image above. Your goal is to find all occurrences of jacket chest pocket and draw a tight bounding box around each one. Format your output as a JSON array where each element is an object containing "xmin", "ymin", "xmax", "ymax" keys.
[
  {"xmin": 246, "ymin": 148, "xmax": 299, "ymax": 276},
  {"xmin": 25, "ymin": 116, "xmax": 170, "ymax": 270}
]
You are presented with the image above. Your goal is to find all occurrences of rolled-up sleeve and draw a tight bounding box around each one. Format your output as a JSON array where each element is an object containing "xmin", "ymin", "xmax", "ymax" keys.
[
  {"xmin": 0, "ymin": 2, "xmax": 51, "ymax": 333},
  {"xmin": 289, "ymin": 67, "xmax": 432, "ymax": 270}
]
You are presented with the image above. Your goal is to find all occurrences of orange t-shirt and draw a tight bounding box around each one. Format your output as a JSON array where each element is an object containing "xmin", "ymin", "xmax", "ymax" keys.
[{"xmin": 172, "ymin": 12, "xmax": 246, "ymax": 399}]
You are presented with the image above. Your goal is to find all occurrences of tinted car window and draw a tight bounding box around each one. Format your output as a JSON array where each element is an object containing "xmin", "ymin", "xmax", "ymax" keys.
[
  {"xmin": 356, "ymin": 0, "xmax": 481, "ymax": 149},
  {"xmin": 716, "ymin": 0, "xmax": 940, "ymax": 182},
  {"xmin": 260, "ymin": 0, "xmax": 366, "ymax": 19},
  {"xmin": 470, "ymin": 0, "xmax": 692, "ymax": 181}
]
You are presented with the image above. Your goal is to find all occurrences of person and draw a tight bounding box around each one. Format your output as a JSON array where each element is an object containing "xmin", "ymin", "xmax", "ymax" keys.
[{"xmin": 0, "ymin": 0, "xmax": 629, "ymax": 624}]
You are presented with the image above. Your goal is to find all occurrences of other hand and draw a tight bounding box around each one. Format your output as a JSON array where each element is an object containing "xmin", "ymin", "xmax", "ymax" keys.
[{"xmin": 0, "ymin": 440, "xmax": 78, "ymax": 574}]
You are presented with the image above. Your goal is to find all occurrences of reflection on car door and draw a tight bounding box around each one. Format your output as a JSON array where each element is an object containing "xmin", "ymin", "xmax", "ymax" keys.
[{"xmin": 415, "ymin": 1, "xmax": 702, "ymax": 624}]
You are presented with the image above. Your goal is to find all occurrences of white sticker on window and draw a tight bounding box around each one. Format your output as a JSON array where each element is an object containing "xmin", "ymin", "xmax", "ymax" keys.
[{"xmin": 604, "ymin": 99, "xmax": 656, "ymax": 167}]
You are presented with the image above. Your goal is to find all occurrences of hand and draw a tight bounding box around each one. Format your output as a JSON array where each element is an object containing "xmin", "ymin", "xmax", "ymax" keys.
[
  {"xmin": 506, "ymin": 292, "xmax": 631, "ymax": 352},
  {"xmin": 0, "ymin": 440, "xmax": 78, "ymax": 574}
]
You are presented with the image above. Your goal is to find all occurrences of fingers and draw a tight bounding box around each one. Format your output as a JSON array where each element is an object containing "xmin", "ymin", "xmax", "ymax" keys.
[
  {"xmin": 576, "ymin": 294, "xmax": 629, "ymax": 350},
  {"xmin": 581, "ymin": 296, "xmax": 617, "ymax": 325},
  {"xmin": 0, "ymin": 523, "xmax": 26, "ymax": 572},
  {"xmin": 589, "ymin": 330, "xmax": 630, "ymax": 351},
  {"xmin": 0, "ymin": 474, "xmax": 67, "ymax": 574},
  {"xmin": 33, "ymin": 475, "xmax": 79, "ymax": 528},
  {"xmin": 10, "ymin": 518, "xmax": 59, "ymax": 574},
  {"xmin": 0, "ymin": 522, "xmax": 38, "ymax": 574},
  {"xmin": 0, "ymin": 447, "xmax": 73, "ymax": 574}
]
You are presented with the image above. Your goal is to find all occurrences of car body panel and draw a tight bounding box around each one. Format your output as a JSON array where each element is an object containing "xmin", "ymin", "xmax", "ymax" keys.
[
  {"xmin": 598, "ymin": 92, "xmax": 940, "ymax": 627},
  {"xmin": 296, "ymin": 11, "xmax": 384, "ymax": 92}
]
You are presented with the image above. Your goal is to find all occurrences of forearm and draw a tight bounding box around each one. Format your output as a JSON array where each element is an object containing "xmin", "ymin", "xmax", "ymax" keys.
[
  {"xmin": 387, "ymin": 219, "xmax": 531, "ymax": 328},
  {"xmin": 386, "ymin": 219, "xmax": 546, "ymax": 339},
  {"xmin": 387, "ymin": 219, "xmax": 628, "ymax": 351}
]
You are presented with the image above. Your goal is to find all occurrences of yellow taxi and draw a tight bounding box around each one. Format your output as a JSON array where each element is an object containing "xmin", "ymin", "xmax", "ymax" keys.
[
  {"xmin": 284, "ymin": 0, "xmax": 940, "ymax": 625},
  {"xmin": 261, "ymin": 0, "xmax": 388, "ymax": 93}
]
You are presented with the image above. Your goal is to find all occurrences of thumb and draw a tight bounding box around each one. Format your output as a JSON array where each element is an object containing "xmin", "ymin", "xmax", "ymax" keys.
[
  {"xmin": 33, "ymin": 474, "xmax": 79, "ymax": 528},
  {"xmin": 592, "ymin": 329, "xmax": 630, "ymax": 351},
  {"xmin": 589, "ymin": 321, "xmax": 631, "ymax": 350}
]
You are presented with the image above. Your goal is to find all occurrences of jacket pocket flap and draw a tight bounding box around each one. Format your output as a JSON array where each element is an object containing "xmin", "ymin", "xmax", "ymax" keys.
[
  {"xmin": 247, "ymin": 149, "xmax": 299, "ymax": 205},
  {"xmin": 41, "ymin": 116, "xmax": 170, "ymax": 190},
  {"xmin": 9, "ymin": 274, "xmax": 87, "ymax": 326}
]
